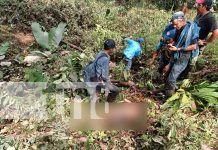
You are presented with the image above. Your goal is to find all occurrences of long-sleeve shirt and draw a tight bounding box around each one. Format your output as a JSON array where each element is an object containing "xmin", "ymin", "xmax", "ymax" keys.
[
  {"xmin": 123, "ymin": 39, "xmax": 141, "ymax": 60},
  {"xmin": 83, "ymin": 51, "xmax": 110, "ymax": 83}
]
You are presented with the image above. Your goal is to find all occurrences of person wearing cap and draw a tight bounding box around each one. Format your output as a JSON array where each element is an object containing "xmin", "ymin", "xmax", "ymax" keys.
[
  {"xmin": 149, "ymin": 24, "xmax": 176, "ymax": 76},
  {"xmin": 83, "ymin": 39, "xmax": 120, "ymax": 102},
  {"xmin": 123, "ymin": 36, "xmax": 144, "ymax": 70},
  {"xmin": 195, "ymin": 0, "xmax": 218, "ymax": 52},
  {"xmin": 165, "ymin": 11, "xmax": 200, "ymax": 97}
]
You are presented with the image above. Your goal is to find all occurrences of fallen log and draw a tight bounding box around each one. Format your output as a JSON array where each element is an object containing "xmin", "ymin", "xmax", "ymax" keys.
[
  {"xmin": 190, "ymin": 68, "xmax": 218, "ymax": 76},
  {"xmin": 111, "ymin": 80, "xmax": 136, "ymax": 88}
]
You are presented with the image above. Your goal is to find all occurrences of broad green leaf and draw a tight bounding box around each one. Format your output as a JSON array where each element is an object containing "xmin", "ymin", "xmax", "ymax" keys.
[
  {"xmin": 31, "ymin": 22, "xmax": 50, "ymax": 49},
  {"xmin": 180, "ymin": 93, "xmax": 191, "ymax": 108},
  {"xmin": 166, "ymin": 92, "xmax": 180, "ymax": 102},
  {"xmin": 207, "ymin": 81, "xmax": 218, "ymax": 88},
  {"xmin": 49, "ymin": 22, "xmax": 66, "ymax": 48},
  {"xmin": 0, "ymin": 42, "xmax": 10, "ymax": 55},
  {"xmin": 180, "ymin": 79, "xmax": 191, "ymax": 89}
]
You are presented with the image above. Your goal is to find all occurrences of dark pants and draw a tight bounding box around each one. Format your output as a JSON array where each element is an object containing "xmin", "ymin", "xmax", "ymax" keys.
[
  {"xmin": 158, "ymin": 56, "xmax": 170, "ymax": 74},
  {"xmin": 158, "ymin": 56, "xmax": 172, "ymax": 83},
  {"xmin": 96, "ymin": 82, "xmax": 120, "ymax": 102}
]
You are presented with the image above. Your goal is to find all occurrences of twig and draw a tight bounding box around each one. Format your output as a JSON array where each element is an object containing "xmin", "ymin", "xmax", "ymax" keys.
[{"xmin": 62, "ymin": 40, "xmax": 84, "ymax": 52}]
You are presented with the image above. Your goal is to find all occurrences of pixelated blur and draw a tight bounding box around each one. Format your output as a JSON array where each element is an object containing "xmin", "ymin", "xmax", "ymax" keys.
[
  {"xmin": 0, "ymin": 82, "xmax": 148, "ymax": 130},
  {"xmin": 70, "ymin": 103, "xmax": 147, "ymax": 130}
]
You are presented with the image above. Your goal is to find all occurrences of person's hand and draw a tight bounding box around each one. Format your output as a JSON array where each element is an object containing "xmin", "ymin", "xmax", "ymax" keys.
[
  {"xmin": 168, "ymin": 45, "xmax": 178, "ymax": 51},
  {"xmin": 163, "ymin": 64, "xmax": 170, "ymax": 73},
  {"xmin": 149, "ymin": 59, "xmax": 155, "ymax": 66},
  {"xmin": 109, "ymin": 61, "xmax": 116, "ymax": 69},
  {"xmin": 198, "ymin": 39, "xmax": 206, "ymax": 46}
]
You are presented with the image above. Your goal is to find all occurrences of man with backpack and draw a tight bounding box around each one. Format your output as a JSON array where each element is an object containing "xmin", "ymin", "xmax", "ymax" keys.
[{"xmin": 83, "ymin": 39, "xmax": 120, "ymax": 102}]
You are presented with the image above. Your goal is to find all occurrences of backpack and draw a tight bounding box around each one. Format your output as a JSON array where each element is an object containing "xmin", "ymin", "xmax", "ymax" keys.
[{"xmin": 83, "ymin": 53, "xmax": 108, "ymax": 81}]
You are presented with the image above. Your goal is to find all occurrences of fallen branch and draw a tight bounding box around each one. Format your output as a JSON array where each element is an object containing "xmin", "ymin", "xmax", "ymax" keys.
[
  {"xmin": 190, "ymin": 68, "xmax": 218, "ymax": 76},
  {"xmin": 111, "ymin": 80, "xmax": 138, "ymax": 88},
  {"xmin": 62, "ymin": 40, "xmax": 84, "ymax": 52},
  {"xmin": 111, "ymin": 81, "xmax": 133, "ymax": 87}
]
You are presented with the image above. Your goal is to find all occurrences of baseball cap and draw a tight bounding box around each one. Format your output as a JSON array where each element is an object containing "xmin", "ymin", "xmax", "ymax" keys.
[
  {"xmin": 138, "ymin": 37, "xmax": 144, "ymax": 43},
  {"xmin": 104, "ymin": 39, "xmax": 116, "ymax": 49},
  {"xmin": 171, "ymin": 11, "xmax": 185, "ymax": 22},
  {"xmin": 162, "ymin": 27, "xmax": 176, "ymax": 41},
  {"xmin": 196, "ymin": 0, "xmax": 212, "ymax": 6}
]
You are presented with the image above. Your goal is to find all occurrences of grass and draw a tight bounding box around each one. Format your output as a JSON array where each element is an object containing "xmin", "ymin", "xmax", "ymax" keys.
[{"xmin": 0, "ymin": 0, "xmax": 218, "ymax": 149}]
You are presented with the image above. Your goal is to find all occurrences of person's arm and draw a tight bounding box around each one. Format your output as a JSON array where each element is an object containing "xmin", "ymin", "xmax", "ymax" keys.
[
  {"xmin": 169, "ymin": 37, "xmax": 198, "ymax": 52},
  {"xmin": 168, "ymin": 43, "xmax": 197, "ymax": 51},
  {"xmin": 163, "ymin": 55, "xmax": 174, "ymax": 73},
  {"xmin": 206, "ymin": 16, "xmax": 218, "ymax": 43},
  {"xmin": 206, "ymin": 29, "xmax": 218, "ymax": 43},
  {"xmin": 149, "ymin": 40, "xmax": 164, "ymax": 65},
  {"xmin": 96, "ymin": 57, "xmax": 110, "ymax": 83},
  {"xmin": 149, "ymin": 50, "xmax": 158, "ymax": 66}
]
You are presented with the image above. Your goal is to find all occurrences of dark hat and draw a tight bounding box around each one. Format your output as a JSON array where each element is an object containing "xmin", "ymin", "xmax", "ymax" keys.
[
  {"xmin": 162, "ymin": 26, "xmax": 176, "ymax": 41},
  {"xmin": 104, "ymin": 39, "xmax": 116, "ymax": 49},
  {"xmin": 138, "ymin": 37, "xmax": 144, "ymax": 43},
  {"xmin": 171, "ymin": 11, "xmax": 185, "ymax": 22},
  {"xmin": 196, "ymin": 0, "xmax": 212, "ymax": 7}
]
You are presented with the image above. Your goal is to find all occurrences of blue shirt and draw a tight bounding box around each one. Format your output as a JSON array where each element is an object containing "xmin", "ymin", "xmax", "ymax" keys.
[
  {"xmin": 124, "ymin": 39, "xmax": 141, "ymax": 60},
  {"xmin": 156, "ymin": 24, "xmax": 176, "ymax": 51},
  {"xmin": 83, "ymin": 51, "xmax": 110, "ymax": 83}
]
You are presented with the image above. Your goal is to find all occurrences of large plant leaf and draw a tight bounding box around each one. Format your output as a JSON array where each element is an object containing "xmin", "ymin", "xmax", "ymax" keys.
[
  {"xmin": 0, "ymin": 42, "xmax": 10, "ymax": 55},
  {"xmin": 31, "ymin": 22, "xmax": 50, "ymax": 49},
  {"xmin": 161, "ymin": 92, "xmax": 181, "ymax": 110},
  {"xmin": 192, "ymin": 91, "xmax": 218, "ymax": 105},
  {"xmin": 49, "ymin": 22, "xmax": 66, "ymax": 48},
  {"xmin": 180, "ymin": 79, "xmax": 191, "ymax": 89},
  {"xmin": 180, "ymin": 93, "xmax": 191, "ymax": 109},
  {"xmin": 207, "ymin": 81, "xmax": 218, "ymax": 89}
]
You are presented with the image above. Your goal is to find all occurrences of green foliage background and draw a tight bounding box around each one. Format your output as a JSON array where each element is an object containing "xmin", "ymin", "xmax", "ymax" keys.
[{"xmin": 0, "ymin": 0, "xmax": 217, "ymax": 149}]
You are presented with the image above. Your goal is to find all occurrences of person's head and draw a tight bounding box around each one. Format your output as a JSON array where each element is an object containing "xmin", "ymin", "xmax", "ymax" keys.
[
  {"xmin": 195, "ymin": 0, "xmax": 212, "ymax": 13},
  {"xmin": 104, "ymin": 39, "xmax": 116, "ymax": 55},
  {"xmin": 162, "ymin": 27, "xmax": 176, "ymax": 43},
  {"xmin": 138, "ymin": 37, "xmax": 144, "ymax": 45},
  {"xmin": 170, "ymin": 11, "xmax": 186, "ymax": 30}
]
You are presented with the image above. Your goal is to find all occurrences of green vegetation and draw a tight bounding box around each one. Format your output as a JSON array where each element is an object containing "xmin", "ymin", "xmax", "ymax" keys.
[{"xmin": 0, "ymin": 0, "xmax": 217, "ymax": 149}]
